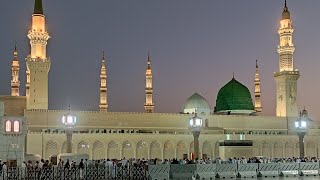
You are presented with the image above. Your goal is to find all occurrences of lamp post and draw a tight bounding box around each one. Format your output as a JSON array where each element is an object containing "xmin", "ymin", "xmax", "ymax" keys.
[
  {"xmin": 189, "ymin": 113, "xmax": 203, "ymax": 160},
  {"xmin": 294, "ymin": 113, "xmax": 308, "ymax": 158},
  {"xmin": 62, "ymin": 106, "xmax": 77, "ymax": 153}
]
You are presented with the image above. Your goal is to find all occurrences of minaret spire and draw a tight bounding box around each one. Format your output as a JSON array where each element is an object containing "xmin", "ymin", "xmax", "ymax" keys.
[
  {"xmin": 26, "ymin": 0, "xmax": 51, "ymax": 109},
  {"xmin": 34, "ymin": 0, "xmax": 44, "ymax": 15},
  {"xmin": 285, "ymin": 0, "xmax": 287, "ymax": 7},
  {"xmin": 11, "ymin": 45, "xmax": 20, "ymax": 96},
  {"xmin": 274, "ymin": 1, "xmax": 299, "ymax": 117},
  {"xmin": 99, "ymin": 51, "xmax": 108, "ymax": 111},
  {"xmin": 254, "ymin": 60, "xmax": 262, "ymax": 113},
  {"xmin": 144, "ymin": 53, "xmax": 154, "ymax": 113}
]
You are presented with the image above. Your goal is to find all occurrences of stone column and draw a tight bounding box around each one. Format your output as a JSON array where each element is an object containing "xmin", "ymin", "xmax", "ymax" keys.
[
  {"xmin": 298, "ymin": 132, "xmax": 305, "ymax": 158},
  {"xmin": 105, "ymin": 148, "xmax": 108, "ymax": 159},
  {"xmin": 174, "ymin": 148, "xmax": 177, "ymax": 158},
  {"xmin": 161, "ymin": 148, "xmax": 164, "ymax": 160},
  {"xmin": 193, "ymin": 131, "xmax": 200, "ymax": 160},
  {"xmin": 134, "ymin": 148, "xmax": 137, "ymax": 158},
  {"xmin": 90, "ymin": 148, "xmax": 93, "ymax": 160},
  {"xmin": 66, "ymin": 128, "xmax": 73, "ymax": 153}
]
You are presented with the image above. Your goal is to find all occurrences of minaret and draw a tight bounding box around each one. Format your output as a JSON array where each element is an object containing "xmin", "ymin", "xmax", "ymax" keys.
[
  {"xmin": 26, "ymin": 0, "xmax": 51, "ymax": 109},
  {"xmin": 254, "ymin": 60, "xmax": 262, "ymax": 113},
  {"xmin": 274, "ymin": 0, "xmax": 300, "ymax": 117},
  {"xmin": 144, "ymin": 54, "xmax": 154, "ymax": 113},
  {"xmin": 99, "ymin": 51, "xmax": 108, "ymax": 111},
  {"xmin": 11, "ymin": 45, "xmax": 20, "ymax": 96}
]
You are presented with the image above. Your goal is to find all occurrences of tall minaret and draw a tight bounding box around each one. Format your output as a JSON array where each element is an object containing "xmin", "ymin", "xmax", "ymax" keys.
[
  {"xmin": 11, "ymin": 45, "xmax": 20, "ymax": 96},
  {"xmin": 254, "ymin": 60, "xmax": 262, "ymax": 113},
  {"xmin": 144, "ymin": 54, "xmax": 154, "ymax": 113},
  {"xmin": 274, "ymin": 0, "xmax": 299, "ymax": 117},
  {"xmin": 26, "ymin": 0, "xmax": 51, "ymax": 109},
  {"xmin": 99, "ymin": 51, "xmax": 108, "ymax": 111}
]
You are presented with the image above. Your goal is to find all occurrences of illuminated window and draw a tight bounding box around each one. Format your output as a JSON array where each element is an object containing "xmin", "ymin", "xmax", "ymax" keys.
[
  {"xmin": 13, "ymin": 121, "xmax": 20, "ymax": 133},
  {"xmin": 5, "ymin": 121, "xmax": 11, "ymax": 132}
]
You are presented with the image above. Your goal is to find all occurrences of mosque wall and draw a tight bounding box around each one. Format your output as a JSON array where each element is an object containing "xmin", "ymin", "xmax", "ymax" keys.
[
  {"xmin": 0, "ymin": 96, "xmax": 26, "ymax": 116},
  {"xmin": 26, "ymin": 132, "xmax": 320, "ymax": 160},
  {"xmin": 25, "ymin": 110, "xmax": 289, "ymax": 132}
]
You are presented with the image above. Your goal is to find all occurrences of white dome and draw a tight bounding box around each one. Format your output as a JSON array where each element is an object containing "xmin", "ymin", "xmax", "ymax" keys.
[{"xmin": 181, "ymin": 93, "xmax": 211, "ymax": 115}]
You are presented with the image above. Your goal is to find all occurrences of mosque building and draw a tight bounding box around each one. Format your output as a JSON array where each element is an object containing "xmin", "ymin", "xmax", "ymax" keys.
[{"xmin": 0, "ymin": 0, "xmax": 319, "ymax": 164}]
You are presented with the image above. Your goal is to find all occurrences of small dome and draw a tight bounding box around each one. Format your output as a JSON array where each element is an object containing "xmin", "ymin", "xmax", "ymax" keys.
[
  {"xmin": 181, "ymin": 93, "xmax": 210, "ymax": 115},
  {"xmin": 215, "ymin": 78, "xmax": 254, "ymax": 113}
]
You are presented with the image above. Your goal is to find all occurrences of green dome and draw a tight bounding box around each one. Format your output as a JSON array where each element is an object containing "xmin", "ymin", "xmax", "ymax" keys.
[
  {"xmin": 215, "ymin": 78, "xmax": 254, "ymax": 112},
  {"xmin": 181, "ymin": 93, "xmax": 210, "ymax": 112}
]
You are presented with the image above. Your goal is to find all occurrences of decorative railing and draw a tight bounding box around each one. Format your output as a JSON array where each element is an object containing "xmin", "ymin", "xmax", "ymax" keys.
[
  {"xmin": 0, "ymin": 165, "xmax": 148, "ymax": 180},
  {"xmin": 2, "ymin": 162, "xmax": 320, "ymax": 180}
]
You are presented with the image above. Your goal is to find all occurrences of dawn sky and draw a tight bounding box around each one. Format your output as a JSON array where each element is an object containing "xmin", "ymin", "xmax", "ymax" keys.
[{"xmin": 0, "ymin": 0, "xmax": 320, "ymax": 120}]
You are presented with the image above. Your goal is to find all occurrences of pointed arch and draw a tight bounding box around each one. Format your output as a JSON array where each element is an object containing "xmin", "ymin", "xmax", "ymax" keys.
[
  {"xmin": 177, "ymin": 141, "xmax": 188, "ymax": 160},
  {"xmin": 285, "ymin": 142, "xmax": 294, "ymax": 158},
  {"xmin": 107, "ymin": 140, "xmax": 120, "ymax": 159},
  {"xmin": 92, "ymin": 141, "xmax": 105, "ymax": 160},
  {"xmin": 202, "ymin": 141, "xmax": 212, "ymax": 159},
  {"xmin": 77, "ymin": 140, "xmax": 90, "ymax": 156},
  {"xmin": 306, "ymin": 142, "xmax": 316, "ymax": 157},
  {"xmin": 61, "ymin": 141, "xmax": 75, "ymax": 154},
  {"xmin": 150, "ymin": 141, "xmax": 161, "ymax": 159},
  {"xmin": 45, "ymin": 140, "xmax": 58, "ymax": 159},
  {"xmin": 5, "ymin": 121, "xmax": 11, "ymax": 132},
  {"xmin": 122, "ymin": 141, "xmax": 133, "ymax": 159},
  {"xmin": 13, "ymin": 121, "xmax": 20, "ymax": 132},
  {"xmin": 136, "ymin": 141, "xmax": 148, "ymax": 159},
  {"xmin": 164, "ymin": 141, "xmax": 174, "ymax": 159},
  {"xmin": 262, "ymin": 141, "xmax": 271, "ymax": 157},
  {"xmin": 274, "ymin": 141, "xmax": 284, "ymax": 158}
]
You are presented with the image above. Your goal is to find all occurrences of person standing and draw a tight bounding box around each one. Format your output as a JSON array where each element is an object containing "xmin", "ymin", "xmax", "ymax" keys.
[{"xmin": 79, "ymin": 159, "xmax": 85, "ymax": 179}]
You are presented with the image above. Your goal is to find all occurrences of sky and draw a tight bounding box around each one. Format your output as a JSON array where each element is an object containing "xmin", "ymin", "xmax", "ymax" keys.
[{"xmin": 0, "ymin": 0, "xmax": 320, "ymax": 120}]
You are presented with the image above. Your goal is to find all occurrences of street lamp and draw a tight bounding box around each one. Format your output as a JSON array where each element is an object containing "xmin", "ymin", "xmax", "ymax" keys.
[
  {"xmin": 294, "ymin": 112, "xmax": 308, "ymax": 158},
  {"xmin": 62, "ymin": 106, "xmax": 77, "ymax": 153},
  {"xmin": 189, "ymin": 112, "xmax": 203, "ymax": 160}
]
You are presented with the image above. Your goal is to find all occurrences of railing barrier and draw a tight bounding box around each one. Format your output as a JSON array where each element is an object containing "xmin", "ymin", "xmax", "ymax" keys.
[
  {"xmin": 299, "ymin": 162, "xmax": 319, "ymax": 176},
  {"xmin": 216, "ymin": 164, "xmax": 237, "ymax": 179},
  {"xmin": 279, "ymin": 163, "xmax": 299, "ymax": 177},
  {"xmin": 196, "ymin": 164, "xmax": 216, "ymax": 180},
  {"xmin": 258, "ymin": 163, "xmax": 279, "ymax": 178},
  {"xmin": 170, "ymin": 164, "xmax": 196, "ymax": 180},
  {"xmin": 148, "ymin": 164, "xmax": 170, "ymax": 180},
  {"xmin": 237, "ymin": 163, "xmax": 258, "ymax": 178}
]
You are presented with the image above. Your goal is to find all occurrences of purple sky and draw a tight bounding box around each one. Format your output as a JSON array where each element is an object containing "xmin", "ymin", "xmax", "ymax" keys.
[{"xmin": 0, "ymin": 0, "xmax": 319, "ymax": 120}]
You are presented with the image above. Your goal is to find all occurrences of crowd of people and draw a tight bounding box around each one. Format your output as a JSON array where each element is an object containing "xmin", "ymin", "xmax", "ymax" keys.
[
  {"xmin": 155, "ymin": 156, "xmax": 320, "ymax": 165},
  {"xmin": 0, "ymin": 156, "xmax": 319, "ymax": 179}
]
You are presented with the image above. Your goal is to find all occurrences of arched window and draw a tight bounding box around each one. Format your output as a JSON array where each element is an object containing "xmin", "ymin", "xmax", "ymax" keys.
[
  {"xmin": 13, "ymin": 121, "xmax": 20, "ymax": 133},
  {"xmin": 5, "ymin": 121, "xmax": 11, "ymax": 132}
]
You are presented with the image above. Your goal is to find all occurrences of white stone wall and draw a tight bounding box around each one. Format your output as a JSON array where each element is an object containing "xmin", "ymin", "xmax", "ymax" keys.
[
  {"xmin": 26, "ymin": 133, "xmax": 320, "ymax": 160},
  {"xmin": 0, "ymin": 116, "xmax": 27, "ymax": 166}
]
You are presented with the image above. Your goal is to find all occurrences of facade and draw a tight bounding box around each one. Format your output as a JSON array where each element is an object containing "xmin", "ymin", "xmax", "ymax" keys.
[
  {"xmin": 99, "ymin": 51, "xmax": 108, "ymax": 111},
  {"xmin": 11, "ymin": 46, "xmax": 20, "ymax": 97},
  {"xmin": 0, "ymin": 102, "xmax": 27, "ymax": 166},
  {"xmin": 144, "ymin": 54, "xmax": 154, "ymax": 113},
  {"xmin": 254, "ymin": 60, "xmax": 262, "ymax": 113},
  {"xmin": 26, "ymin": 0, "xmax": 51, "ymax": 110},
  {"xmin": 274, "ymin": 1, "xmax": 299, "ymax": 117},
  {"xmin": 0, "ymin": 0, "xmax": 318, "ymax": 163}
]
